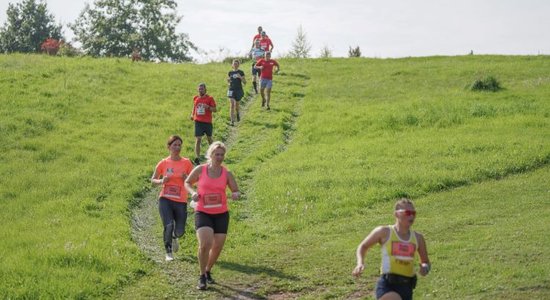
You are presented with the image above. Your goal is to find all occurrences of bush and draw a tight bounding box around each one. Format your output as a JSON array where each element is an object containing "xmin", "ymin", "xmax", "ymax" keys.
[
  {"xmin": 348, "ymin": 46, "xmax": 361, "ymax": 57},
  {"xmin": 58, "ymin": 41, "xmax": 80, "ymax": 57},
  {"xmin": 41, "ymin": 38, "xmax": 61, "ymax": 55},
  {"xmin": 470, "ymin": 76, "xmax": 502, "ymax": 92}
]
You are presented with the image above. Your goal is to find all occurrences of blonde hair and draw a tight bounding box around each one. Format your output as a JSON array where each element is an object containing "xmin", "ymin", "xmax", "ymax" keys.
[
  {"xmin": 206, "ymin": 141, "xmax": 227, "ymax": 163},
  {"xmin": 394, "ymin": 198, "xmax": 414, "ymax": 211}
]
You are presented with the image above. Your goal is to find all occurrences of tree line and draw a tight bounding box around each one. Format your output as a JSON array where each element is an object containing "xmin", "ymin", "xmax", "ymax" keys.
[
  {"xmin": 0, "ymin": 0, "xmax": 194, "ymax": 62},
  {"xmin": 0, "ymin": 0, "xmax": 363, "ymax": 61}
]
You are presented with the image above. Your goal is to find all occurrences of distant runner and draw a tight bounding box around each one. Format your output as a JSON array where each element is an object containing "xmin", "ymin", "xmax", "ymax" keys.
[
  {"xmin": 190, "ymin": 83, "xmax": 217, "ymax": 165},
  {"xmin": 352, "ymin": 198, "xmax": 431, "ymax": 300},
  {"xmin": 227, "ymin": 59, "xmax": 246, "ymax": 126},
  {"xmin": 150, "ymin": 135, "xmax": 193, "ymax": 261},
  {"xmin": 251, "ymin": 25, "xmax": 265, "ymax": 49},
  {"xmin": 249, "ymin": 39, "xmax": 265, "ymax": 94},
  {"xmin": 254, "ymin": 51, "xmax": 279, "ymax": 110},
  {"xmin": 185, "ymin": 142, "xmax": 240, "ymax": 291},
  {"xmin": 258, "ymin": 31, "xmax": 273, "ymax": 52}
]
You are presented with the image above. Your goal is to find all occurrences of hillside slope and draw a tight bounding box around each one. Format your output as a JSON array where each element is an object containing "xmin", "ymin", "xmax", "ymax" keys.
[{"xmin": 1, "ymin": 54, "xmax": 549, "ymax": 299}]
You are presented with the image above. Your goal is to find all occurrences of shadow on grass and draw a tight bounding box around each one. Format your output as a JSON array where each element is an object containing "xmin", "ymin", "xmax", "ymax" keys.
[{"xmin": 218, "ymin": 260, "xmax": 299, "ymax": 281}]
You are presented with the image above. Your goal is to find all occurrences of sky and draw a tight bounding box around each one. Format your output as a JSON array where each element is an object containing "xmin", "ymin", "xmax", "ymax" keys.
[{"xmin": 1, "ymin": 0, "xmax": 549, "ymax": 62}]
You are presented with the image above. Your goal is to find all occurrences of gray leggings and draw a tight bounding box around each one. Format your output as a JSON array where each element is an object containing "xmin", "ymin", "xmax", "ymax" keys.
[{"xmin": 158, "ymin": 197, "xmax": 187, "ymax": 253}]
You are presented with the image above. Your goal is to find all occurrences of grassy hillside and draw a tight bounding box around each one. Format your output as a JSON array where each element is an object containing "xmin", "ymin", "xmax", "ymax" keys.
[{"xmin": 1, "ymin": 54, "xmax": 549, "ymax": 299}]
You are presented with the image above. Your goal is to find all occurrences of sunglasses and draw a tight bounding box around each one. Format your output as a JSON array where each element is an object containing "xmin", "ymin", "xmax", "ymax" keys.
[{"xmin": 396, "ymin": 209, "xmax": 416, "ymax": 217}]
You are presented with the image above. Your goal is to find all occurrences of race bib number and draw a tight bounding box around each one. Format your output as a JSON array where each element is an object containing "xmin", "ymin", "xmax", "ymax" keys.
[
  {"xmin": 197, "ymin": 104, "xmax": 206, "ymax": 115},
  {"xmin": 391, "ymin": 241, "xmax": 415, "ymax": 261},
  {"xmin": 163, "ymin": 185, "xmax": 181, "ymax": 199},
  {"xmin": 203, "ymin": 193, "xmax": 222, "ymax": 208},
  {"xmin": 227, "ymin": 90, "xmax": 233, "ymax": 97}
]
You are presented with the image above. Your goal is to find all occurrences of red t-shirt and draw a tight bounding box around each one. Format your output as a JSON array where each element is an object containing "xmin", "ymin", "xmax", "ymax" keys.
[
  {"xmin": 192, "ymin": 94, "xmax": 216, "ymax": 123},
  {"xmin": 259, "ymin": 37, "xmax": 273, "ymax": 51},
  {"xmin": 252, "ymin": 34, "xmax": 261, "ymax": 42},
  {"xmin": 253, "ymin": 34, "xmax": 269, "ymax": 42},
  {"xmin": 155, "ymin": 157, "xmax": 193, "ymax": 202},
  {"xmin": 255, "ymin": 59, "xmax": 279, "ymax": 80}
]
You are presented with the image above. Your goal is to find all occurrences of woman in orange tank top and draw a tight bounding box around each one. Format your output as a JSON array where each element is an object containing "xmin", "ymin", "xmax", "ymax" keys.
[{"xmin": 185, "ymin": 141, "xmax": 240, "ymax": 290}]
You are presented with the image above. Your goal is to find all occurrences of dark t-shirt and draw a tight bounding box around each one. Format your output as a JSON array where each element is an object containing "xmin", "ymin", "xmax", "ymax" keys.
[{"xmin": 228, "ymin": 70, "xmax": 245, "ymax": 91}]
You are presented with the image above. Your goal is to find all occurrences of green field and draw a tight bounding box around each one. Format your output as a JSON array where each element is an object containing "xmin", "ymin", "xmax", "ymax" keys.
[{"xmin": 1, "ymin": 54, "xmax": 549, "ymax": 299}]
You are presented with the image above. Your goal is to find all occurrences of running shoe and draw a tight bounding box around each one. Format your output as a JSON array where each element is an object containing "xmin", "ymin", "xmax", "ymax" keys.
[
  {"xmin": 194, "ymin": 157, "xmax": 200, "ymax": 165},
  {"xmin": 197, "ymin": 274, "xmax": 207, "ymax": 290},
  {"xmin": 165, "ymin": 253, "xmax": 174, "ymax": 262},
  {"xmin": 206, "ymin": 271, "xmax": 216, "ymax": 284}
]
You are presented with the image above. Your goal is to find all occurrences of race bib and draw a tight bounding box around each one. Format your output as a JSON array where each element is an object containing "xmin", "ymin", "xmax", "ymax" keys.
[
  {"xmin": 227, "ymin": 90, "xmax": 233, "ymax": 97},
  {"xmin": 197, "ymin": 104, "xmax": 206, "ymax": 115},
  {"xmin": 163, "ymin": 185, "xmax": 181, "ymax": 199},
  {"xmin": 391, "ymin": 241, "xmax": 415, "ymax": 261},
  {"xmin": 203, "ymin": 193, "xmax": 222, "ymax": 208}
]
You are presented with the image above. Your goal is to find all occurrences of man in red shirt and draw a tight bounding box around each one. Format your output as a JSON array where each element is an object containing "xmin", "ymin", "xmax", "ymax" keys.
[
  {"xmin": 254, "ymin": 52, "xmax": 280, "ymax": 110},
  {"xmin": 258, "ymin": 31, "xmax": 273, "ymax": 52},
  {"xmin": 190, "ymin": 83, "xmax": 217, "ymax": 165},
  {"xmin": 251, "ymin": 25, "xmax": 264, "ymax": 49}
]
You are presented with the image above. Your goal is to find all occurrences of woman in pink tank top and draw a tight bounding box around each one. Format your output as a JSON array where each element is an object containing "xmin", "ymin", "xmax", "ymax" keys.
[{"xmin": 185, "ymin": 141, "xmax": 240, "ymax": 290}]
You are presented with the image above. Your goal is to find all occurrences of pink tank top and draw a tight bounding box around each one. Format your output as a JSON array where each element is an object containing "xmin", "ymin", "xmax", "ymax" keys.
[{"xmin": 196, "ymin": 165, "xmax": 228, "ymax": 214}]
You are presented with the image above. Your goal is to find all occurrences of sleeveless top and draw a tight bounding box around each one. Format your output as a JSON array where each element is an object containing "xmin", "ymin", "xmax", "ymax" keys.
[
  {"xmin": 380, "ymin": 225, "xmax": 418, "ymax": 277},
  {"xmin": 196, "ymin": 165, "xmax": 228, "ymax": 214}
]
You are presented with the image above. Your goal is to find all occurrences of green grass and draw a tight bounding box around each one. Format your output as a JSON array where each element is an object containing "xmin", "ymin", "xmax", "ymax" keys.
[{"xmin": 1, "ymin": 54, "xmax": 549, "ymax": 299}]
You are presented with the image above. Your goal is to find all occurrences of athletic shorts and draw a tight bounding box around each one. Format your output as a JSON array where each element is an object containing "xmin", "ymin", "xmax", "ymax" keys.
[
  {"xmin": 260, "ymin": 78, "xmax": 272, "ymax": 89},
  {"xmin": 194, "ymin": 121, "xmax": 213, "ymax": 137},
  {"xmin": 227, "ymin": 89, "xmax": 244, "ymax": 101},
  {"xmin": 252, "ymin": 63, "xmax": 260, "ymax": 76},
  {"xmin": 195, "ymin": 211, "xmax": 229, "ymax": 234},
  {"xmin": 375, "ymin": 274, "xmax": 415, "ymax": 300}
]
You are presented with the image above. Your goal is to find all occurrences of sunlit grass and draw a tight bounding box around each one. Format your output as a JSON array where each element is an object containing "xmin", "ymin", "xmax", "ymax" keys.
[{"xmin": 1, "ymin": 54, "xmax": 549, "ymax": 299}]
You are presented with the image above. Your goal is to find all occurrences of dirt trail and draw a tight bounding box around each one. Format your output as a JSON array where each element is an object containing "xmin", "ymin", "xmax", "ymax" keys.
[{"xmin": 127, "ymin": 90, "xmax": 263, "ymax": 299}]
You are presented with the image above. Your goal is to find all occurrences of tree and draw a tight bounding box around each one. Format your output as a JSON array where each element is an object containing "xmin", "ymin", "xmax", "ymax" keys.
[
  {"xmin": 0, "ymin": 0, "xmax": 63, "ymax": 53},
  {"xmin": 319, "ymin": 45, "xmax": 332, "ymax": 58},
  {"xmin": 288, "ymin": 25, "xmax": 311, "ymax": 58},
  {"xmin": 70, "ymin": 0, "xmax": 195, "ymax": 62},
  {"xmin": 348, "ymin": 46, "xmax": 361, "ymax": 57}
]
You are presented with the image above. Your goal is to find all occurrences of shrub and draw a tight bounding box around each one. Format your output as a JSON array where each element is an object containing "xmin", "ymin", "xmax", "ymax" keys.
[
  {"xmin": 470, "ymin": 76, "xmax": 502, "ymax": 92},
  {"xmin": 58, "ymin": 41, "xmax": 80, "ymax": 57},
  {"xmin": 41, "ymin": 38, "xmax": 61, "ymax": 55},
  {"xmin": 348, "ymin": 46, "xmax": 361, "ymax": 57},
  {"xmin": 319, "ymin": 45, "xmax": 332, "ymax": 58}
]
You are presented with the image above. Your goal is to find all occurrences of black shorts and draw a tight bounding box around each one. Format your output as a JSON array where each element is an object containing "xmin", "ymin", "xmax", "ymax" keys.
[
  {"xmin": 194, "ymin": 121, "xmax": 213, "ymax": 137},
  {"xmin": 376, "ymin": 274, "xmax": 416, "ymax": 300},
  {"xmin": 252, "ymin": 63, "xmax": 260, "ymax": 76},
  {"xmin": 227, "ymin": 89, "xmax": 244, "ymax": 101},
  {"xmin": 195, "ymin": 211, "xmax": 229, "ymax": 234}
]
